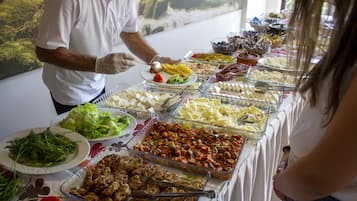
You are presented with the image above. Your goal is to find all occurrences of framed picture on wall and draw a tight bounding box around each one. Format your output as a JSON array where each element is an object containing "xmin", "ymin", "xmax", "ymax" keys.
[
  {"xmin": 0, "ymin": 0, "xmax": 44, "ymax": 80},
  {"xmin": 0, "ymin": 0, "xmax": 242, "ymax": 80}
]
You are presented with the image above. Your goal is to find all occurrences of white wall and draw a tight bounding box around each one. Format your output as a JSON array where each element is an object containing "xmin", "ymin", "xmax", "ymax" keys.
[{"xmin": 0, "ymin": 11, "xmax": 241, "ymax": 138}]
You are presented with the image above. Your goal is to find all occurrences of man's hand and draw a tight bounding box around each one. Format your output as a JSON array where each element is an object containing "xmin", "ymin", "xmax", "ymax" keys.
[
  {"xmin": 152, "ymin": 55, "xmax": 181, "ymax": 64},
  {"xmin": 95, "ymin": 53, "xmax": 135, "ymax": 74}
]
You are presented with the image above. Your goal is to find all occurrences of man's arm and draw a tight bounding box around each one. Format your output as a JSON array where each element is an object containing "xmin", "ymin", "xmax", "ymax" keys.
[
  {"xmin": 36, "ymin": 46, "xmax": 96, "ymax": 72},
  {"xmin": 120, "ymin": 32, "xmax": 158, "ymax": 64}
]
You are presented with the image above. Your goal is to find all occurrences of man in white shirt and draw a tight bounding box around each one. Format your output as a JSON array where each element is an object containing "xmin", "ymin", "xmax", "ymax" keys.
[{"xmin": 36, "ymin": 0, "xmax": 178, "ymax": 114}]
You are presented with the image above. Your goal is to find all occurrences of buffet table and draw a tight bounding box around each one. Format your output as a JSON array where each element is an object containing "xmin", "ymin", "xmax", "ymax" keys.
[{"xmin": 10, "ymin": 91, "xmax": 305, "ymax": 201}]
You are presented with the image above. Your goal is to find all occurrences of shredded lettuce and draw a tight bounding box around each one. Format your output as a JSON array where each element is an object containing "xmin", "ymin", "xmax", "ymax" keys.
[{"xmin": 59, "ymin": 103, "xmax": 131, "ymax": 139}]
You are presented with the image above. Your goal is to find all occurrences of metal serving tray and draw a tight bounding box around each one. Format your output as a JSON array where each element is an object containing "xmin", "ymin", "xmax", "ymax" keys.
[
  {"xmin": 126, "ymin": 118, "xmax": 246, "ymax": 180},
  {"xmin": 61, "ymin": 147, "xmax": 212, "ymax": 201}
]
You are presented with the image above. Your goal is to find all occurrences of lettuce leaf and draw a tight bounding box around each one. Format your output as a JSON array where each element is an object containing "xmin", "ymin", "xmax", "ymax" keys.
[{"xmin": 59, "ymin": 103, "xmax": 131, "ymax": 139}]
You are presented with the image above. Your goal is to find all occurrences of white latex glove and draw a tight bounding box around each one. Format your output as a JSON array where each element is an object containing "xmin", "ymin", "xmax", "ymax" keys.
[{"xmin": 95, "ymin": 53, "xmax": 135, "ymax": 74}]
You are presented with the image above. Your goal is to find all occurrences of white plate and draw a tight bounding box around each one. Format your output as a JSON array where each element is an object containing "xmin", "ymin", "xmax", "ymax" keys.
[
  {"xmin": 0, "ymin": 127, "xmax": 90, "ymax": 175},
  {"xmin": 140, "ymin": 67, "xmax": 198, "ymax": 87},
  {"xmin": 57, "ymin": 108, "xmax": 137, "ymax": 142}
]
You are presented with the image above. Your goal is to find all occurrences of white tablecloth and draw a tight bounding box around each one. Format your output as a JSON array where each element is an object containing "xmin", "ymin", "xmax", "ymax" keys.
[{"xmin": 216, "ymin": 95, "xmax": 305, "ymax": 201}]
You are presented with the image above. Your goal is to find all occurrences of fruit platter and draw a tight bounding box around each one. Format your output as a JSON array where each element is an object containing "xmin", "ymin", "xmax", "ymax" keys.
[{"xmin": 140, "ymin": 63, "xmax": 198, "ymax": 87}]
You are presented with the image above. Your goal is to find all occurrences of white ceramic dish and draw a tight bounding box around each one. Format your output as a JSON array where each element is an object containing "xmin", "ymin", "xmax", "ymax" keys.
[{"xmin": 0, "ymin": 127, "xmax": 90, "ymax": 175}]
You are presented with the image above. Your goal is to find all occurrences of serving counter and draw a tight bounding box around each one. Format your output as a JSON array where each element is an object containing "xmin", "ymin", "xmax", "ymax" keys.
[{"xmin": 9, "ymin": 90, "xmax": 304, "ymax": 201}]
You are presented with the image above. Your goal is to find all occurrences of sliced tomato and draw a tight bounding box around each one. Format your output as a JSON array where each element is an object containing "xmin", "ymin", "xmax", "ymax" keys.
[{"xmin": 153, "ymin": 73, "xmax": 164, "ymax": 83}]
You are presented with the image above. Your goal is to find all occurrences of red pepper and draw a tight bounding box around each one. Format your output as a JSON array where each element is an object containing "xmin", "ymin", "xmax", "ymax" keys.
[
  {"xmin": 40, "ymin": 196, "xmax": 61, "ymax": 201},
  {"xmin": 153, "ymin": 73, "xmax": 164, "ymax": 83}
]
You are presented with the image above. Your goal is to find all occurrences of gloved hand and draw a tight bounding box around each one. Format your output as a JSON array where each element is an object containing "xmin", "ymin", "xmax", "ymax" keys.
[{"xmin": 95, "ymin": 53, "xmax": 135, "ymax": 74}]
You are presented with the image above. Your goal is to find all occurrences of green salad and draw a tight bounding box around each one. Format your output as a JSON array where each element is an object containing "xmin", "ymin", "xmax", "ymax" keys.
[
  {"xmin": 60, "ymin": 103, "xmax": 131, "ymax": 139},
  {"xmin": 6, "ymin": 128, "xmax": 76, "ymax": 167}
]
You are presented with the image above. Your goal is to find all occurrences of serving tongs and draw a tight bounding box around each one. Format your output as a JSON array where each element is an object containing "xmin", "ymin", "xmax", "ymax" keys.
[
  {"xmin": 254, "ymin": 81, "xmax": 286, "ymax": 93},
  {"xmin": 130, "ymin": 190, "xmax": 216, "ymax": 200},
  {"xmin": 159, "ymin": 85, "xmax": 191, "ymax": 114},
  {"xmin": 134, "ymin": 175, "xmax": 216, "ymax": 199},
  {"xmin": 237, "ymin": 110, "xmax": 276, "ymax": 124}
]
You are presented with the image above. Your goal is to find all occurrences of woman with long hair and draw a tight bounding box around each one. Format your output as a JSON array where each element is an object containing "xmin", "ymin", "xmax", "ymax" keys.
[{"xmin": 273, "ymin": 0, "xmax": 357, "ymax": 200}]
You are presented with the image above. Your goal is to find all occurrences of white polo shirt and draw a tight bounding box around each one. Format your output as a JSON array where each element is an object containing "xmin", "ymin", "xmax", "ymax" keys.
[{"xmin": 36, "ymin": 0, "xmax": 139, "ymax": 105}]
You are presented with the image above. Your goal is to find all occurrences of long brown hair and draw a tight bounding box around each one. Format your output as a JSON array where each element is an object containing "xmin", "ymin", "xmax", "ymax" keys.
[{"xmin": 289, "ymin": 0, "xmax": 357, "ymax": 122}]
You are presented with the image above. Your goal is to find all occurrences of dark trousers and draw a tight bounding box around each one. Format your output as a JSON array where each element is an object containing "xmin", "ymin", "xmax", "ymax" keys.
[
  {"xmin": 50, "ymin": 88, "xmax": 105, "ymax": 115},
  {"xmin": 315, "ymin": 196, "xmax": 340, "ymax": 201}
]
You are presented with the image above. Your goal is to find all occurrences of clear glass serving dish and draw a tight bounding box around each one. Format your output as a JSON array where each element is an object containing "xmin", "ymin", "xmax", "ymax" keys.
[
  {"xmin": 214, "ymin": 63, "xmax": 251, "ymax": 82},
  {"xmin": 170, "ymin": 95, "xmax": 270, "ymax": 137},
  {"xmin": 61, "ymin": 147, "xmax": 211, "ymax": 201},
  {"xmin": 206, "ymin": 82, "xmax": 283, "ymax": 111},
  {"xmin": 183, "ymin": 50, "xmax": 235, "ymax": 66},
  {"xmin": 92, "ymin": 82, "xmax": 182, "ymax": 119},
  {"xmin": 183, "ymin": 61, "xmax": 220, "ymax": 81},
  {"xmin": 210, "ymin": 37, "xmax": 237, "ymax": 55},
  {"xmin": 143, "ymin": 80, "xmax": 203, "ymax": 95},
  {"xmin": 126, "ymin": 118, "xmax": 247, "ymax": 180},
  {"xmin": 246, "ymin": 66, "xmax": 300, "ymax": 89}
]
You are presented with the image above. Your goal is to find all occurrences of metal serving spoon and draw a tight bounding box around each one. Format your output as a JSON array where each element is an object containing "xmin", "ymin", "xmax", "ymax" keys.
[
  {"xmin": 150, "ymin": 61, "xmax": 162, "ymax": 73},
  {"xmin": 134, "ymin": 59, "xmax": 162, "ymax": 73}
]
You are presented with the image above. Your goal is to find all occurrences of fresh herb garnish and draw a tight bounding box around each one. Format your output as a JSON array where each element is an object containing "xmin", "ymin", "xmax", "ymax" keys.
[{"xmin": 0, "ymin": 171, "xmax": 19, "ymax": 200}]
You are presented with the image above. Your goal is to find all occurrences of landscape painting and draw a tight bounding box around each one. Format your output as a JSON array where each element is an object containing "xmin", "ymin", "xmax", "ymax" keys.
[
  {"xmin": 0, "ymin": 0, "xmax": 241, "ymax": 80},
  {"xmin": 0, "ymin": 0, "xmax": 43, "ymax": 80},
  {"xmin": 138, "ymin": 0, "xmax": 242, "ymax": 35}
]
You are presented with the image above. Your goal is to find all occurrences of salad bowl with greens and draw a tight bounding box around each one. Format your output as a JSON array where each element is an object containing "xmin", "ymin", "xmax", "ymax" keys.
[{"xmin": 59, "ymin": 103, "xmax": 137, "ymax": 141}]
